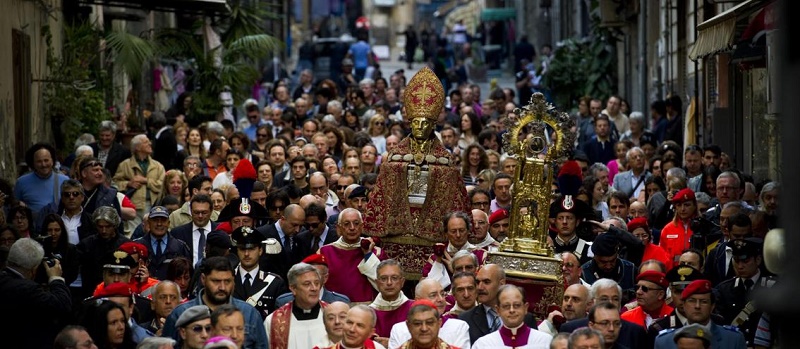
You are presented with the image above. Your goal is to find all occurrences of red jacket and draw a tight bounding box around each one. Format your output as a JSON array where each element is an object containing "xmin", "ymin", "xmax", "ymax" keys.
[
  {"xmin": 620, "ymin": 303, "xmax": 673, "ymax": 328},
  {"xmin": 659, "ymin": 220, "xmax": 693, "ymax": 264}
]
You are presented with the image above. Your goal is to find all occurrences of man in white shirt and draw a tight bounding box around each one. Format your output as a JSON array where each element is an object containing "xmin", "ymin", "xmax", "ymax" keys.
[{"xmin": 472, "ymin": 285, "xmax": 553, "ymax": 348}]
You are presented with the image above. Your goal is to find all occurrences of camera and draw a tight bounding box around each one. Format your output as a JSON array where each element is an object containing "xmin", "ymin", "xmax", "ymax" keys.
[
  {"xmin": 43, "ymin": 253, "xmax": 62, "ymax": 267},
  {"xmin": 690, "ymin": 217, "xmax": 712, "ymax": 235}
]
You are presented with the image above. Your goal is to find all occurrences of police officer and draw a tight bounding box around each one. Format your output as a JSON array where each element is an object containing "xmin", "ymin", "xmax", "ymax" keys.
[
  {"xmin": 671, "ymin": 323, "xmax": 712, "ymax": 349},
  {"xmin": 230, "ymin": 225, "xmax": 286, "ymax": 320},
  {"xmin": 647, "ymin": 265, "xmax": 705, "ymax": 345},
  {"xmin": 713, "ymin": 237, "xmax": 774, "ymax": 347},
  {"xmin": 216, "ymin": 197, "xmax": 270, "ymax": 231},
  {"xmin": 655, "ymin": 279, "xmax": 746, "ymax": 349}
]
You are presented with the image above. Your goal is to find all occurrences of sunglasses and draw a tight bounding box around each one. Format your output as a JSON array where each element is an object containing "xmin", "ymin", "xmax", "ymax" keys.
[
  {"xmin": 257, "ymin": 133, "xmax": 269, "ymax": 137},
  {"xmin": 305, "ymin": 222, "xmax": 321, "ymax": 229},
  {"xmin": 636, "ymin": 284, "xmax": 662, "ymax": 293},
  {"xmin": 63, "ymin": 191, "xmax": 82, "ymax": 198},
  {"xmin": 271, "ymin": 205, "xmax": 285, "ymax": 212},
  {"xmin": 81, "ymin": 161, "xmax": 102, "ymax": 170},
  {"xmin": 191, "ymin": 324, "xmax": 213, "ymax": 333},
  {"xmin": 337, "ymin": 185, "xmax": 349, "ymax": 190}
]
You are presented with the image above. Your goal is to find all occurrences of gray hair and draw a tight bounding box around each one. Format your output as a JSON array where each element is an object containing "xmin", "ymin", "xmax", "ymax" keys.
[
  {"xmin": 294, "ymin": 97, "xmax": 308, "ymax": 105},
  {"xmin": 450, "ymin": 250, "xmax": 478, "ymax": 270},
  {"xmin": 99, "ymin": 120, "xmax": 117, "ymax": 134},
  {"xmin": 136, "ymin": 337, "xmax": 177, "ymax": 349},
  {"xmin": 7, "ymin": 238, "xmax": 45, "ymax": 270},
  {"xmin": 695, "ymin": 192, "xmax": 712, "ymax": 207},
  {"xmin": 74, "ymin": 133, "xmax": 96, "ymax": 148},
  {"xmin": 568, "ymin": 328, "xmax": 605, "ymax": 349},
  {"xmin": 628, "ymin": 111, "xmax": 645, "ymax": 125},
  {"xmin": 287, "ymin": 262, "xmax": 320, "ymax": 287},
  {"xmin": 625, "ymin": 147, "xmax": 644, "ymax": 162},
  {"xmin": 184, "ymin": 155, "xmax": 201, "ymax": 166},
  {"xmin": 760, "ymin": 181, "xmax": 779, "ymax": 204},
  {"xmin": 359, "ymin": 78, "xmax": 375, "ymax": 87},
  {"xmin": 589, "ymin": 162, "xmax": 609, "ymax": 175},
  {"xmin": 75, "ymin": 145, "xmax": 94, "ymax": 157},
  {"xmin": 665, "ymin": 167, "xmax": 687, "ymax": 181},
  {"xmin": 717, "ymin": 171, "xmax": 742, "ymax": 189},
  {"xmin": 550, "ymin": 332, "xmax": 570, "ymax": 349},
  {"xmin": 328, "ymin": 100, "xmax": 343, "ymax": 111},
  {"xmin": 154, "ymin": 280, "xmax": 182, "ymax": 299},
  {"xmin": 722, "ymin": 200, "xmax": 750, "ymax": 214},
  {"xmin": 351, "ymin": 304, "xmax": 378, "ymax": 327},
  {"xmin": 604, "ymin": 216, "xmax": 628, "ymax": 231},
  {"xmin": 337, "ymin": 207, "xmax": 363, "ymax": 226},
  {"xmin": 443, "ymin": 211, "xmax": 473, "ymax": 233},
  {"xmin": 54, "ymin": 326, "xmax": 90, "ymax": 349},
  {"xmin": 130, "ymin": 134, "xmax": 149, "ymax": 152},
  {"xmin": 93, "ymin": 206, "xmax": 121, "ymax": 227},
  {"xmin": 377, "ymin": 258, "xmax": 403, "ymax": 275},
  {"xmin": 589, "ymin": 278, "xmax": 622, "ymax": 300},
  {"xmin": 302, "ymin": 143, "xmax": 319, "ymax": 156},
  {"xmin": 206, "ymin": 121, "xmax": 224, "ymax": 136},
  {"xmin": 61, "ymin": 179, "xmax": 83, "ymax": 193}
]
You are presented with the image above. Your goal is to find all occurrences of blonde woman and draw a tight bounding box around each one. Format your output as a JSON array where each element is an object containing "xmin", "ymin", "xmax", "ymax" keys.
[
  {"xmin": 162, "ymin": 170, "xmax": 188, "ymax": 204},
  {"xmin": 366, "ymin": 114, "xmax": 388, "ymax": 154}
]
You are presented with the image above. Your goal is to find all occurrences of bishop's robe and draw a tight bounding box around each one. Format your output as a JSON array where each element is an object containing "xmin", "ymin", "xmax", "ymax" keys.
[
  {"xmin": 370, "ymin": 293, "xmax": 413, "ymax": 338},
  {"xmin": 471, "ymin": 325, "xmax": 553, "ymax": 349},
  {"xmin": 264, "ymin": 301, "xmax": 328, "ymax": 349},
  {"xmin": 318, "ymin": 238, "xmax": 387, "ymax": 303}
]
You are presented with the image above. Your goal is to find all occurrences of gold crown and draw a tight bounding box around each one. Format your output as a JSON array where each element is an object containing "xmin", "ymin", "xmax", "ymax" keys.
[{"xmin": 403, "ymin": 67, "xmax": 445, "ymax": 120}]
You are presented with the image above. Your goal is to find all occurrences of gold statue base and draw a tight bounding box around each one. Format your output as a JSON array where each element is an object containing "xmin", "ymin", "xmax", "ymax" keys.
[{"xmin": 486, "ymin": 250, "xmax": 564, "ymax": 319}]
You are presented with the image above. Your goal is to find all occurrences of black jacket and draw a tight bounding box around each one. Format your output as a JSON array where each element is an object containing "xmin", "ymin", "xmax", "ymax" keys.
[
  {"xmin": 561, "ymin": 318, "xmax": 648, "ymax": 349},
  {"xmin": 256, "ymin": 222, "xmax": 308, "ymax": 282},
  {"xmin": 153, "ymin": 127, "xmax": 179, "ymax": 170},
  {"xmin": 77, "ymin": 233, "xmax": 130, "ymax": 296},
  {"xmin": 0, "ymin": 268, "xmax": 72, "ymax": 349},
  {"xmin": 134, "ymin": 233, "xmax": 192, "ymax": 281},
  {"xmin": 171, "ymin": 221, "xmax": 220, "ymax": 262},
  {"xmin": 458, "ymin": 304, "xmax": 537, "ymax": 344}
]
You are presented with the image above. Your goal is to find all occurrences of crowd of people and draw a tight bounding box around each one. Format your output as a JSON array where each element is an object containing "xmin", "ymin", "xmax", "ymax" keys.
[{"xmin": 0, "ymin": 23, "xmax": 783, "ymax": 349}]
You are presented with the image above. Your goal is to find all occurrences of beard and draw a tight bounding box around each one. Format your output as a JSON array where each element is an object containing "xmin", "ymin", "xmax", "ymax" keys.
[{"xmin": 205, "ymin": 289, "xmax": 230, "ymax": 305}]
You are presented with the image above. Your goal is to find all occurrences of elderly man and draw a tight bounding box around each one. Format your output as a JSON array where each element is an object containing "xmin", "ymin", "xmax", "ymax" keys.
[
  {"xmin": 539, "ymin": 284, "xmax": 591, "ymax": 335},
  {"xmin": 315, "ymin": 301, "xmax": 350, "ymax": 348},
  {"xmin": 422, "ymin": 211, "xmax": 486, "ymax": 289},
  {"xmin": 621, "ymin": 270, "xmax": 673, "ymax": 329},
  {"xmin": 114, "ymin": 134, "xmax": 165, "ymax": 221},
  {"xmin": 612, "ymin": 147, "xmax": 651, "ymax": 199},
  {"xmin": 389, "ymin": 279, "xmax": 471, "ymax": 349},
  {"xmin": 704, "ymin": 171, "xmax": 745, "ymax": 229},
  {"xmin": 209, "ymin": 304, "xmax": 246, "ymax": 348},
  {"xmin": 472, "ymin": 285, "xmax": 553, "ymax": 348},
  {"xmin": 175, "ymin": 305, "xmax": 212, "ymax": 349},
  {"xmin": 162, "ymin": 256, "xmax": 268, "ymax": 349},
  {"xmin": 444, "ymin": 271, "xmax": 478, "ymax": 319},
  {"xmin": 370, "ymin": 259, "xmax": 413, "ymax": 343},
  {"xmin": 319, "ymin": 208, "xmax": 387, "ymax": 304},
  {"xmin": 655, "ymin": 280, "xmax": 746, "ymax": 349},
  {"xmin": 588, "ymin": 302, "xmax": 625, "ymax": 349},
  {"xmin": 395, "ymin": 300, "xmax": 461, "ymax": 349},
  {"xmin": 559, "ymin": 251, "xmax": 584, "ymax": 286},
  {"xmin": 315, "ymin": 305, "xmax": 387, "ymax": 349},
  {"xmin": 472, "ymin": 209, "xmax": 499, "ymax": 250},
  {"xmin": 90, "ymin": 120, "xmax": 131, "ymax": 174},
  {"xmin": 257, "ymin": 203, "xmax": 308, "ymax": 281},
  {"xmin": 79, "ymin": 156, "xmax": 122, "ymax": 217},
  {"xmin": 275, "ymin": 254, "xmax": 350, "ymax": 308},
  {"xmin": 134, "ymin": 206, "xmax": 191, "ymax": 280},
  {"xmin": 230, "ymin": 226, "xmax": 286, "ymax": 320},
  {"xmin": 142, "ymin": 280, "xmax": 182, "ymax": 335},
  {"xmin": 265, "ymin": 263, "xmax": 329, "ymax": 349}
]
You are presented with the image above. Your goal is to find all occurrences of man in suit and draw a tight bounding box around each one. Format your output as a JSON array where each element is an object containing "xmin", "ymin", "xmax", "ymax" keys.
[
  {"xmin": 274, "ymin": 254, "xmax": 350, "ymax": 308},
  {"xmin": 704, "ymin": 211, "xmax": 752, "ymax": 286},
  {"xmin": 150, "ymin": 111, "xmax": 178, "ymax": 170},
  {"xmin": 91, "ymin": 120, "xmax": 131, "ymax": 175},
  {"xmin": 459, "ymin": 264, "xmax": 537, "ymax": 344},
  {"xmin": 256, "ymin": 203, "xmax": 307, "ymax": 281},
  {"xmin": 134, "ymin": 206, "xmax": 191, "ymax": 280},
  {"xmin": 655, "ymin": 279, "xmax": 746, "ymax": 349},
  {"xmin": 612, "ymin": 147, "xmax": 652, "ymax": 200},
  {"xmin": 230, "ymin": 226, "xmax": 286, "ymax": 320},
  {"xmin": 296, "ymin": 202, "xmax": 338, "ymax": 256},
  {"xmin": 171, "ymin": 194, "xmax": 219, "ymax": 267},
  {"xmin": 560, "ymin": 279, "xmax": 648, "ymax": 349}
]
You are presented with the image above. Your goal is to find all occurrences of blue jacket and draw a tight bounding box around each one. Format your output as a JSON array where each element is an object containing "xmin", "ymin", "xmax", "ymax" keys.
[
  {"xmin": 162, "ymin": 290, "xmax": 268, "ymax": 349},
  {"xmin": 654, "ymin": 323, "xmax": 746, "ymax": 349},
  {"xmin": 274, "ymin": 288, "xmax": 350, "ymax": 309}
]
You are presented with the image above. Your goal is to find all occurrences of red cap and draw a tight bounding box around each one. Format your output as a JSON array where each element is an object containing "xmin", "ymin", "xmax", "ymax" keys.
[
  {"xmin": 232, "ymin": 158, "xmax": 257, "ymax": 181},
  {"xmin": 94, "ymin": 282, "xmax": 133, "ymax": 298},
  {"xmin": 626, "ymin": 217, "xmax": 649, "ymax": 233},
  {"xmin": 489, "ymin": 209, "xmax": 509, "ymax": 225},
  {"xmin": 302, "ymin": 254, "xmax": 328, "ymax": 266},
  {"xmin": 410, "ymin": 299, "xmax": 438, "ymax": 310},
  {"xmin": 681, "ymin": 279, "xmax": 713, "ymax": 300},
  {"xmin": 671, "ymin": 188, "xmax": 696, "ymax": 203},
  {"xmin": 636, "ymin": 270, "xmax": 669, "ymax": 289},
  {"xmin": 119, "ymin": 241, "xmax": 148, "ymax": 259}
]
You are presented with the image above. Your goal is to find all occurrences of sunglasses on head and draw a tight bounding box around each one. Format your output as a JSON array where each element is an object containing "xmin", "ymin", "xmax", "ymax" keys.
[{"xmin": 80, "ymin": 161, "xmax": 102, "ymax": 170}]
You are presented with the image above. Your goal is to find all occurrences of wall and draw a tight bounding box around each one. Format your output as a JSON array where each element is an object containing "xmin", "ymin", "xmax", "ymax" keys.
[{"xmin": 0, "ymin": 0, "xmax": 63, "ymax": 183}]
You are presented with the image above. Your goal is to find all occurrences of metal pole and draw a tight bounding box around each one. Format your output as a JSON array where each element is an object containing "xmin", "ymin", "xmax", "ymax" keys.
[{"xmin": 639, "ymin": 0, "xmax": 648, "ymax": 113}]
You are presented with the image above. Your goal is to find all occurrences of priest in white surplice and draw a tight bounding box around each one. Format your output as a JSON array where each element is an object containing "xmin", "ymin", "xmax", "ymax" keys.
[
  {"xmin": 472, "ymin": 285, "xmax": 553, "ymax": 349},
  {"xmin": 388, "ymin": 279, "xmax": 471, "ymax": 349},
  {"xmin": 264, "ymin": 263, "xmax": 328, "ymax": 349}
]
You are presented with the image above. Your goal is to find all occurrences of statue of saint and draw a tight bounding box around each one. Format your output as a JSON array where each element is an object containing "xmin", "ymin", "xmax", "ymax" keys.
[{"xmin": 364, "ymin": 67, "xmax": 470, "ymax": 245}]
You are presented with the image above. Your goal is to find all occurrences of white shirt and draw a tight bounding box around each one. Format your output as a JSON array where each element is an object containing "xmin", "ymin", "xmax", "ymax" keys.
[
  {"xmin": 264, "ymin": 306, "xmax": 327, "ymax": 349},
  {"xmin": 192, "ymin": 222, "xmax": 212, "ymax": 266},
  {"xmin": 389, "ymin": 318, "xmax": 471, "ymax": 349},
  {"xmin": 471, "ymin": 325, "xmax": 552, "ymax": 349},
  {"xmin": 61, "ymin": 209, "xmax": 83, "ymax": 245},
  {"xmin": 239, "ymin": 266, "xmax": 258, "ymax": 285}
]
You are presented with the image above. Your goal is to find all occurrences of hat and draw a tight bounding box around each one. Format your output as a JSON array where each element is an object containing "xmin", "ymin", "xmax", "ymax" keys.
[
  {"xmin": 680, "ymin": 279, "xmax": 713, "ymax": 300},
  {"xmin": 557, "ymin": 160, "xmax": 583, "ymax": 196},
  {"xmin": 231, "ymin": 226, "xmax": 265, "ymax": 249},
  {"xmin": 673, "ymin": 323, "xmax": 713, "ymax": 345},
  {"xmin": 549, "ymin": 194, "xmax": 595, "ymax": 220},
  {"xmin": 176, "ymin": 305, "xmax": 212, "ymax": 328},
  {"xmin": 636, "ymin": 270, "xmax": 669, "ymax": 289},
  {"xmin": 591, "ymin": 233, "xmax": 619, "ymax": 257},
  {"xmin": 626, "ymin": 217, "xmax": 649, "ymax": 234},
  {"xmin": 410, "ymin": 299, "xmax": 438, "ymax": 310},
  {"xmin": 342, "ymin": 58, "xmax": 354, "ymax": 66},
  {"xmin": 666, "ymin": 265, "xmax": 705, "ymax": 289},
  {"xmin": 149, "ymin": 206, "xmax": 170, "ymax": 219},
  {"xmin": 489, "ymin": 209, "xmax": 509, "ymax": 225},
  {"xmin": 302, "ymin": 254, "xmax": 328, "ymax": 266},
  {"xmin": 118, "ymin": 241, "xmax": 149, "ymax": 259},
  {"xmin": 103, "ymin": 250, "xmax": 137, "ymax": 274},
  {"xmin": 232, "ymin": 159, "xmax": 258, "ymax": 199},
  {"xmin": 93, "ymin": 282, "xmax": 132, "ymax": 298},
  {"xmin": 403, "ymin": 67, "xmax": 445, "ymax": 121},
  {"xmin": 217, "ymin": 198, "xmax": 269, "ymax": 223},
  {"xmin": 206, "ymin": 230, "xmax": 233, "ymax": 249},
  {"xmin": 671, "ymin": 188, "xmax": 696, "ymax": 204},
  {"xmin": 348, "ymin": 185, "xmax": 368, "ymax": 199},
  {"xmin": 730, "ymin": 237, "xmax": 763, "ymax": 260}
]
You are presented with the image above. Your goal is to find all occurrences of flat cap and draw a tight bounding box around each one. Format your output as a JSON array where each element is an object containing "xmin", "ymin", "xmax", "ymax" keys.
[
  {"xmin": 673, "ymin": 323, "xmax": 713, "ymax": 345},
  {"xmin": 176, "ymin": 305, "xmax": 212, "ymax": 328}
]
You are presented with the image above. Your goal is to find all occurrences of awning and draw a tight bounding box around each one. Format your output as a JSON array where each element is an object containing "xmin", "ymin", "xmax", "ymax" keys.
[
  {"xmin": 688, "ymin": 0, "xmax": 767, "ymax": 60},
  {"xmin": 76, "ymin": 0, "xmax": 229, "ymax": 15},
  {"xmin": 481, "ymin": 8, "xmax": 516, "ymax": 21}
]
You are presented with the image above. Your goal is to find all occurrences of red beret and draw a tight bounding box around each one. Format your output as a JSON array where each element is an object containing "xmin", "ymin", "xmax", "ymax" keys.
[
  {"xmin": 626, "ymin": 217, "xmax": 649, "ymax": 233},
  {"xmin": 489, "ymin": 209, "xmax": 509, "ymax": 225},
  {"xmin": 681, "ymin": 279, "xmax": 713, "ymax": 300},
  {"xmin": 636, "ymin": 270, "xmax": 669, "ymax": 289},
  {"xmin": 93, "ymin": 282, "xmax": 133, "ymax": 298},
  {"xmin": 671, "ymin": 188, "xmax": 696, "ymax": 203},
  {"xmin": 410, "ymin": 299, "xmax": 438, "ymax": 310},
  {"xmin": 302, "ymin": 254, "xmax": 328, "ymax": 266},
  {"xmin": 119, "ymin": 241, "xmax": 148, "ymax": 259}
]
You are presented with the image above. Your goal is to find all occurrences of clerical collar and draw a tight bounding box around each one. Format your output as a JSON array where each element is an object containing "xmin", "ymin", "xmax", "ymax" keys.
[
  {"xmin": 292, "ymin": 301, "xmax": 321, "ymax": 320},
  {"xmin": 555, "ymin": 235, "xmax": 577, "ymax": 246},
  {"xmin": 499, "ymin": 323, "xmax": 531, "ymax": 347},
  {"xmin": 447, "ymin": 242, "xmax": 475, "ymax": 254}
]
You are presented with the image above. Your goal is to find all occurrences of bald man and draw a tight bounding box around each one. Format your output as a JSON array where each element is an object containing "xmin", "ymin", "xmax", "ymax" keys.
[
  {"xmin": 257, "ymin": 204, "xmax": 307, "ymax": 281},
  {"xmin": 538, "ymin": 284, "xmax": 590, "ymax": 335},
  {"xmin": 472, "ymin": 209, "xmax": 499, "ymax": 250},
  {"xmin": 315, "ymin": 301, "xmax": 351, "ymax": 348}
]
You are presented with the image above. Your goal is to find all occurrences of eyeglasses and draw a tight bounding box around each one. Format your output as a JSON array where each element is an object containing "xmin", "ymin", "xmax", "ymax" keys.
[
  {"xmin": 471, "ymin": 201, "xmax": 490, "ymax": 207},
  {"xmin": 185, "ymin": 163, "xmax": 200, "ymax": 168},
  {"xmin": 271, "ymin": 205, "xmax": 285, "ymax": 212},
  {"xmin": 378, "ymin": 275, "xmax": 403, "ymax": 283},
  {"xmin": 498, "ymin": 302, "xmax": 525, "ymax": 311},
  {"xmin": 336, "ymin": 185, "xmax": 349, "ymax": 190},
  {"xmin": 257, "ymin": 133, "xmax": 269, "ymax": 137},
  {"xmin": 591, "ymin": 320, "xmax": 622, "ymax": 329},
  {"xmin": 636, "ymin": 284, "xmax": 662, "ymax": 293},
  {"xmin": 191, "ymin": 324, "xmax": 213, "ymax": 333},
  {"xmin": 305, "ymin": 222, "xmax": 321, "ymax": 229},
  {"xmin": 63, "ymin": 191, "xmax": 82, "ymax": 198}
]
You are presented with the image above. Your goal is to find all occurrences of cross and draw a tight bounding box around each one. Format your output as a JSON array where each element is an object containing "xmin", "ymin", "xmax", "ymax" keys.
[{"xmin": 413, "ymin": 81, "xmax": 433, "ymax": 102}]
